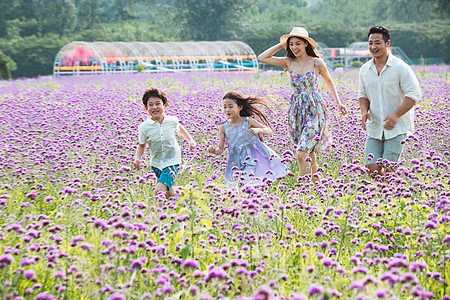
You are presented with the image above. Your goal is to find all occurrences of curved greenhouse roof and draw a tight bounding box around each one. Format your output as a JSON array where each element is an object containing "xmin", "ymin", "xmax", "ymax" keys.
[{"xmin": 53, "ymin": 41, "xmax": 258, "ymax": 76}]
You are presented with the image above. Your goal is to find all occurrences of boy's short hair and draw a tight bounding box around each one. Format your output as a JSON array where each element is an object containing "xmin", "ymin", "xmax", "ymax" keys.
[
  {"xmin": 368, "ymin": 25, "xmax": 390, "ymax": 43},
  {"xmin": 142, "ymin": 88, "xmax": 168, "ymax": 107}
]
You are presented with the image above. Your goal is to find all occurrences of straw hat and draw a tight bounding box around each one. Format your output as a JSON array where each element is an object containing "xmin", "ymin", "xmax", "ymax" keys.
[{"xmin": 280, "ymin": 27, "xmax": 316, "ymax": 49}]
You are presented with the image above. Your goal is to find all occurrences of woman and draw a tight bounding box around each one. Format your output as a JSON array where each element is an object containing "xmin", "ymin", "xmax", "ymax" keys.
[{"xmin": 258, "ymin": 27, "xmax": 348, "ymax": 182}]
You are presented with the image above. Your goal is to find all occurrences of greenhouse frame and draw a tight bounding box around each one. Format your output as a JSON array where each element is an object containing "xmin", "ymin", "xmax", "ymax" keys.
[
  {"xmin": 321, "ymin": 42, "xmax": 412, "ymax": 69},
  {"xmin": 53, "ymin": 41, "xmax": 258, "ymax": 76}
]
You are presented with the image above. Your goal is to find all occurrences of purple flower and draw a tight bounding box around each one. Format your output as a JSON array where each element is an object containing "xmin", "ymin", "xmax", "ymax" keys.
[
  {"xmin": 204, "ymin": 267, "xmax": 229, "ymax": 282},
  {"xmin": 192, "ymin": 270, "xmax": 203, "ymax": 278},
  {"xmin": 235, "ymin": 267, "xmax": 249, "ymax": 276},
  {"xmin": 161, "ymin": 283, "xmax": 174, "ymax": 293},
  {"xmin": 20, "ymin": 258, "xmax": 36, "ymax": 267},
  {"xmin": 322, "ymin": 258, "xmax": 337, "ymax": 267},
  {"xmin": 156, "ymin": 274, "xmax": 170, "ymax": 285},
  {"xmin": 35, "ymin": 292, "xmax": 55, "ymax": 300},
  {"xmin": 329, "ymin": 289, "xmax": 342, "ymax": 297},
  {"xmin": 53, "ymin": 270, "xmax": 65, "ymax": 278},
  {"xmin": 387, "ymin": 258, "xmax": 409, "ymax": 269},
  {"xmin": 350, "ymin": 279, "xmax": 366, "ymax": 291},
  {"xmin": 443, "ymin": 235, "xmax": 450, "ymax": 245},
  {"xmin": 80, "ymin": 243, "xmax": 95, "ymax": 251},
  {"xmin": 94, "ymin": 219, "xmax": 109, "ymax": 230},
  {"xmin": 23, "ymin": 269, "xmax": 36, "ymax": 280},
  {"xmin": 380, "ymin": 272, "xmax": 398, "ymax": 287},
  {"xmin": 424, "ymin": 221, "xmax": 437, "ymax": 229},
  {"xmin": 306, "ymin": 265, "xmax": 314, "ymax": 273},
  {"xmin": 189, "ymin": 285, "xmax": 199, "ymax": 295},
  {"xmin": 375, "ymin": 289, "xmax": 390, "ymax": 298},
  {"xmin": 71, "ymin": 235, "xmax": 85, "ymax": 246},
  {"xmin": 313, "ymin": 228, "xmax": 329, "ymax": 237},
  {"xmin": 182, "ymin": 258, "xmax": 199, "ymax": 269},
  {"xmin": 253, "ymin": 286, "xmax": 272, "ymax": 300},
  {"xmin": 106, "ymin": 293, "xmax": 125, "ymax": 300},
  {"xmin": 0, "ymin": 254, "xmax": 14, "ymax": 266},
  {"xmin": 101, "ymin": 285, "xmax": 114, "ymax": 293},
  {"xmin": 44, "ymin": 195, "xmax": 55, "ymax": 202},
  {"xmin": 308, "ymin": 283, "xmax": 324, "ymax": 296},
  {"xmin": 324, "ymin": 207, "xmax": 334, "ymax": 215},
  {"xmin": 352, "ymin": 266, "xmax": 369, "ymax": 274},
  {"xmin": 232, "ymin": 223, "xmax": 242, "ymax": 230},
  {"xmin": 230, "ymin": 259, "xmax": 249, "ymax": 267},
  {"xmin": 131, "ymin": 257, "xmax": 147, "ymax": 270}
]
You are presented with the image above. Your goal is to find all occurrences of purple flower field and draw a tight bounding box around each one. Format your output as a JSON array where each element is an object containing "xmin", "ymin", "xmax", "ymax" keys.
[{"xmin": 0, "ymin": 66, "xmax": 449, "ymax": 299}]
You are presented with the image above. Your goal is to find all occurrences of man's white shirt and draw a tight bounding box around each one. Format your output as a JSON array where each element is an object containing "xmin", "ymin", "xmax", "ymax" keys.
[{"xmin": 358, "ymin": 54, "xmax": 421, "ymax": 140}]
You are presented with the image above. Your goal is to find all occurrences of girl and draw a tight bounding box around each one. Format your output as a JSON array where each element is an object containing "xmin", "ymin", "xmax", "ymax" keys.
[
  {"xmin": 258, "ymin": 27, "xmax": 348, "ymax": 182},
  {"xmin": 208, "ymin": 92, "xmax": 287, "ymax": 185}
]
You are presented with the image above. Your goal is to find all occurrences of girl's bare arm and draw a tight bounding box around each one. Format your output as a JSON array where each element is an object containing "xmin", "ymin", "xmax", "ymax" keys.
[
  {"xmin": 208, "ymin": 125, "xmax": 225, "ymax": 155},
  {"xmin": 248, "ymin": 118, "xmax": 274, "ymax": 136}
]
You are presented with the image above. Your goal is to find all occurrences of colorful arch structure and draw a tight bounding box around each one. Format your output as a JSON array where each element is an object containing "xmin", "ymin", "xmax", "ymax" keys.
[{"xmin": 53, "ymin": 41, "xmax": 258, "ymax": 76}]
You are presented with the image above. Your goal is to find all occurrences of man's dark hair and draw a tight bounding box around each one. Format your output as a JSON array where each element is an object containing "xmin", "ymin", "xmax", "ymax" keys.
[
  {"xmin": 368, "ymin": 25, "xmax": 390, "ymax": 43},
  {"xmin": 142, "ymin": 88, "xmax": 168, "ymax": 107}
]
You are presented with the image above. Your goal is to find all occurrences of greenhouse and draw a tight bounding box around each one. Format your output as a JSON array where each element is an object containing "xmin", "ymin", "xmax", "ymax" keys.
[{"xmin": 53, "ymin": 41, "xmax": 258, "ymax": 76}]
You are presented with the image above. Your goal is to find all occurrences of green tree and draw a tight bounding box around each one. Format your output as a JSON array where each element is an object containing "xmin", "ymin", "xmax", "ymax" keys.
[
  {"xmin": 0, "ymin": 0, "xmax": 39, "ymax": 37},
  {"xmin": 174, "ymin": 0, "xmax": 257, "ymax": 41},
  {"xmin": 373, "ymin": 0, "xmax": 434, "ymax": 23},
  {"xmin": 73, "ymin": 0, "xmax": 109, "ymax": 29},
  {"xmin": 0, "ymin": 50, "xmax": 12, "ymax": 79},
  {"xmin": 0, "ymin": 0, "xmax": 77, "ymax": 37},
  {"xmin": 109, "ymin": 0, "xmax": 138, "ymax": 22},
  {"xmin": 434, "ymin": 0, "xmax": 450, "ymax": 18},
  {"xmin": 74, "ymin": 0, "xmax": 140, "ymax": 30},
  {"xmin": 34, "ymin": 0, "xmax": 78, "ymax": 36},
  {"xmin": 311, "ymin": 0, "xmax": 377, "ymax": 26}
]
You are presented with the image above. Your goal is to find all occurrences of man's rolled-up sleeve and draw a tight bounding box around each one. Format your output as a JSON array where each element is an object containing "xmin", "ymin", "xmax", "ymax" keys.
[
  {"xmin": 358, "ymin": 69, "xmax": 368, "ymax": 99},
  {"xmin": 401, "ymin": 67, "xmax": 422, "ymax": 103}
]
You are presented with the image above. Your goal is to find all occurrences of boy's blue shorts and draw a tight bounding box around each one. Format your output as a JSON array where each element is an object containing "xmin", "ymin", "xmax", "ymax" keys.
[{"xmin": 151, "ymin": 165, "xmax": 180, "ymax": 190}]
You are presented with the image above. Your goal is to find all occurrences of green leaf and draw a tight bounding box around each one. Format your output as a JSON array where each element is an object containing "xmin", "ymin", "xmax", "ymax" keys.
[{"xmin": 181, "ymin": 244, "xmax": 193, "ymax": 259}]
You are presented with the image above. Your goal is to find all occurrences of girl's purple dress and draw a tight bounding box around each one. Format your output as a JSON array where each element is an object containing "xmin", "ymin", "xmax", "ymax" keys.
[
  {"xmin": 224, "ymin": 117, "xmax": 287, "ymax": 185},
  {"xmin": 288, "ymin": 60, "xmax": 332, "ymax": 153}
]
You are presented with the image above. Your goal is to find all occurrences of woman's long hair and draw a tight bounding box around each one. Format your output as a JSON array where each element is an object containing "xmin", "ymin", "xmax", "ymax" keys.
[
  {"xmin": 285, "ymin": 36, "xmax": 320, "ymax": 59},
  {"xmin": 223, "ymin": 91, "xmax": 273, "ymax": 129},
  {"xmin": 285, "ymin": 37, "xmax": 321, "ymax": 72}
]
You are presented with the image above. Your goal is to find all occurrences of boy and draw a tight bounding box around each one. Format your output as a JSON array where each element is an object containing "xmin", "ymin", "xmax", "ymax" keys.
[{"xmin": 134, "ymin": 88, "xmax": 197, "ymax": 198}]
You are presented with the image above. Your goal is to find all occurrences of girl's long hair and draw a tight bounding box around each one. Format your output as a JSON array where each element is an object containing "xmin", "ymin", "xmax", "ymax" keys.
[{"xmin": 223, "ymin": 91, "xmax": 273, "ymax": 128}]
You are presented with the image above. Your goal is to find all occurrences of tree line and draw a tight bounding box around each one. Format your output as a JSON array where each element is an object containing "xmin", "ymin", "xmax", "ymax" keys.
[{"xmin": 0, "ymin": 0, "xmax": 448, "ymax": 78}]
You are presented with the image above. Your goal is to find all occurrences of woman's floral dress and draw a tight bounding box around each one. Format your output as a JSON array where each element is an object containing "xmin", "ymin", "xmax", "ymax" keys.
[{"xmin": 288, "ymin": 61, "xmax": 332, "ymax": 153}]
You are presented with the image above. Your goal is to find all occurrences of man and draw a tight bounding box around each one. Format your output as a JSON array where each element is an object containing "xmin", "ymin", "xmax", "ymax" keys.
[{"xmin": 358, "ymin": 25, "xmax": 421, "ymax": 178}]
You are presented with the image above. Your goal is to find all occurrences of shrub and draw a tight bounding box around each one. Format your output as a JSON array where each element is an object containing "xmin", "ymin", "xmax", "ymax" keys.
[
  {"xmin": 351, "ymin": 60, "xmax": 364, "ymax": 68},
  {"xmin": 333, "ymin": 63, "xmax": 344, "ymax": 70},
  {"xmin": 136, "ymin": 64, "xmax": 146, "ymax": 72}
]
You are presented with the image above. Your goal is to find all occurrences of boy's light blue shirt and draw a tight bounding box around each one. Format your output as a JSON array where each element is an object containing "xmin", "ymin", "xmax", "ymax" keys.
[{"xmin": 138, "ymin": 115, "xmax": 181, "ymax": 170}]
